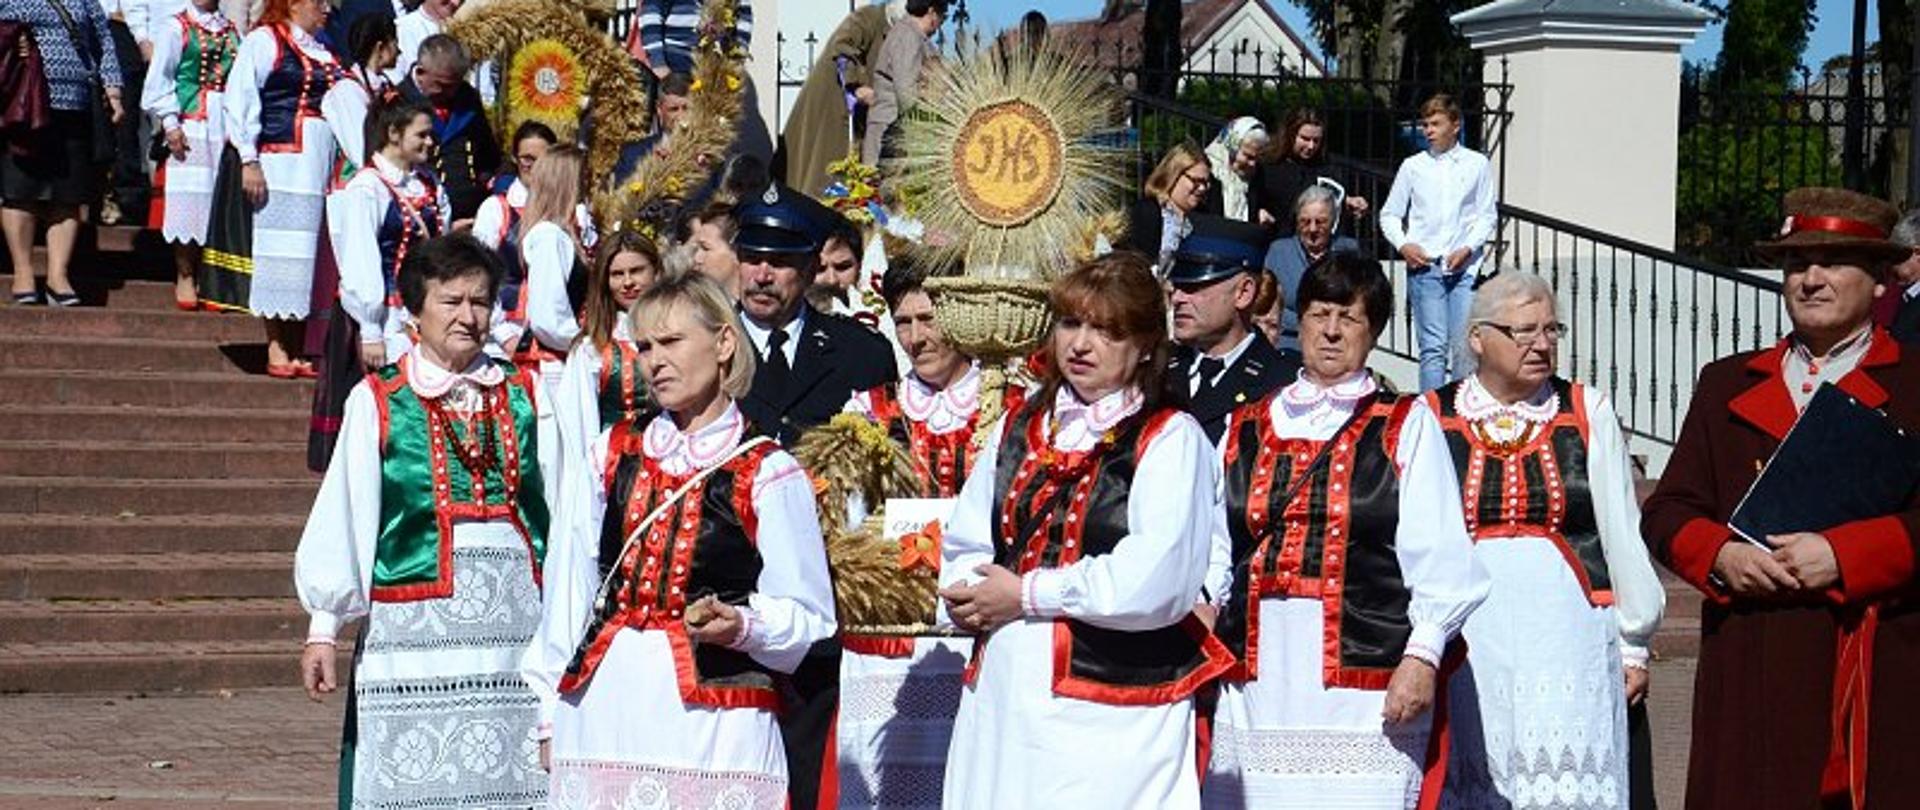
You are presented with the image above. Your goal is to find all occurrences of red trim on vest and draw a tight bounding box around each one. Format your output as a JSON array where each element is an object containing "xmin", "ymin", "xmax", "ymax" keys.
[
  {"xmin": 842, "ymin": 634, "xmax": 916, "ymax": 658},
  {"xmin": 257, "ymin": 25, "xmax": 334, "ymax": 155},
  {"xmin": 1048, "ymin": 615, "xmax": 1236, "ymax": 706}
]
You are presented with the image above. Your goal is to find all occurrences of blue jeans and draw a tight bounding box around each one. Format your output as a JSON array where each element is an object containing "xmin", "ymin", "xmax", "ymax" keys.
[{"xmin": 1408, "ymin": 268, "xmax": 1475, "ymax": 392}]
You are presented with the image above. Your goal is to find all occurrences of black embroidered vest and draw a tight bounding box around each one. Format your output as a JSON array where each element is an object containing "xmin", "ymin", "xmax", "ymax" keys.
[
  {"xmin": 1216, "ymin": 393, "xmax": 1419, "ymax": 689},
  {"xmin": 978, "ymin": 399, "xmax": 1231, "ymax": 705},
  {"xmin": 1428, "ymin": 377, "xmax": 1613, "ymax": 604},
  {"xmin": 560, "ymin": 419, "xmax": 780, "ymax": 709}
]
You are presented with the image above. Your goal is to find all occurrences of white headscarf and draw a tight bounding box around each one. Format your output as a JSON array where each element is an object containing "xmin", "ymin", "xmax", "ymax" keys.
[{"xmin": 1204, "ymin": 116, "xmax": 1268, "ymax": 221}]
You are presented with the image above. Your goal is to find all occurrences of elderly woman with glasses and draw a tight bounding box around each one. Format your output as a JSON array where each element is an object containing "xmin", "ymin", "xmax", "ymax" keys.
[{"xmin": 1424, "ymin": 272, "xmax": 1665, "ymax": 810}]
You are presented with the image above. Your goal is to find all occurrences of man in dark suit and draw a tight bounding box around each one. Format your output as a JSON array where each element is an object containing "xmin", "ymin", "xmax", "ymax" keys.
[
  {"xmin": 398, "ymin": 35, "xmax": 501, "ymax": 222},
  {"xmin": 732, "ymin": 182, "xmax": 897, "ymax": 444},
  {"xmin": 729, "ymin": 182, "xmax": 894, "ymax": 810},
  {"xmin": 1166, "ymin": 216, "xmax": 1301, "ymax": 443}
]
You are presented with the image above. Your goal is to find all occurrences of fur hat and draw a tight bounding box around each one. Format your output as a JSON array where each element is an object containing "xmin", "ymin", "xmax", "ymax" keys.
[{"xmin": 1754, "ymin": 187, "xmax": 1908, "ymax": 265}]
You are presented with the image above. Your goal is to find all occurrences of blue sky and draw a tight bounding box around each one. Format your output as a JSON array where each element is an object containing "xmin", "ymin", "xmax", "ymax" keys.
[{"xmin": 959, "ymin": 0, "xmax": 1877, "ymax": 71}]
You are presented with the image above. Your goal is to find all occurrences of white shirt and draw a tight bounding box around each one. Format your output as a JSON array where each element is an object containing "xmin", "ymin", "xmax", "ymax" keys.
[
  {"xmin": 327, "ymin": 152, "xmax": 450, "ymax": 353},
  {"xmin": 843, "ymin": 362, "xmax": 982, "ymax": 436},
  {"xmin": 520, "ymin": 221, "xmax": 584, "ymax": 353},
  {"xmin": 319, "ymin": 67, "xmax": 389, "ymax": 173},
  {"xmin": 740, "ymin": 306, "xmax": 808, "ymax": 369},
  {"xmin": 1186, "ymin": 332, "xmax": 1254, "ymax": 397},
  {"xmin": 1783, "ymin": 326, "xmax": 1874, "ymax": 411},
  {"xmin": 1379, "ymin": 143, "xmax": 1497, "ymax": 277}
]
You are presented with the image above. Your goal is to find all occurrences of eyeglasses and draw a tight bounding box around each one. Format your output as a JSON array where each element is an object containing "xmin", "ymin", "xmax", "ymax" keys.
[
  {"xmin": 1179, "ymin": 169, "xmax": 1212, "ymax": 188},
  {"xmin": 1479, "ymin": 321, "xmax": 1567, "ymax": 346}
]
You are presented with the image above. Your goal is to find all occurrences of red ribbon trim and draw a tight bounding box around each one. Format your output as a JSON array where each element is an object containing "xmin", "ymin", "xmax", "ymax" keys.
[
  {"xmin": 1786, "ymin": 214, "xmax": 1889, "ymax": 241},
  {"xmin": 1821, "ymin": 604, "xmax": 1877, "ymax": 810}
]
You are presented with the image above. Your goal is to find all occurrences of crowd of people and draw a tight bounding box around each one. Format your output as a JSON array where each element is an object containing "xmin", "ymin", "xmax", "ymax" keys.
[{"xmin": 7, "ymin": 1, "xmax": 1920, "ymax": 809}]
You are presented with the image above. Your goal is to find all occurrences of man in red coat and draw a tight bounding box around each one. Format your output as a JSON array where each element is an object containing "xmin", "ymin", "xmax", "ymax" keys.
[{"xmin": 1645, "ymin": 186, "xmax": 1920, "ymax": 810}]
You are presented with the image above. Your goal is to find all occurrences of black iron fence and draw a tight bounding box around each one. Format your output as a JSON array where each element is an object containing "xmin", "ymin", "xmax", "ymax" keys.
[{"xmin": 1677, "ymin": 63, "xmax": 1904, "ymax": 266}]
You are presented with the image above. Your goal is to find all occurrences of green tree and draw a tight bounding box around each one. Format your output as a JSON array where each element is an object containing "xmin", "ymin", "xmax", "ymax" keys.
[{"xmin": 1713, "ymin": 0, "xmax": 1817, "ymax": 88}]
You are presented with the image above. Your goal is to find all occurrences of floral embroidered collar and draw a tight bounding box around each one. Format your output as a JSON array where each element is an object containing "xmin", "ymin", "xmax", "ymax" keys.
[
  {"xmin": 899, "ymin": 362, "xmax": 981, "ymax": 435},
  {"xmin": 1454, "ymin": 374, "xmax": 1558, "ymax": 424},
  {"xmin": 186, "ymin": 7, "xmax": 230, "ymax": 32},
  {"xmin": 405, "ymin": 350, "xmax": 504, "ymax": 411},
  {"xmin": 1278, "ymin": 369, "xmax": 1377, "ymax": 415},
  {"xmin": 644, "ymin": 401, "xmax": 745, "ymax": 475},
  {"xmin": 1049, "ymin": 385, "xmax": 1143, "ymax": 452}
]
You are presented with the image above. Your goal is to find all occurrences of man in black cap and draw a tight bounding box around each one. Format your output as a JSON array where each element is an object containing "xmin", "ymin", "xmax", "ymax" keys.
[
  {"xmin": 730, "ymin": 181, "xmax": 894, "ymax": 810},
  {"xmin": 1165, "ymin": 215, "xmax": 1302, "ymax": 443}
]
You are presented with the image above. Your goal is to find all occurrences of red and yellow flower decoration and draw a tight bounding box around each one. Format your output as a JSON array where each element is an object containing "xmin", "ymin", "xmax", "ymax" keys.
[
  {"xmin": 508, "ymin": 39, "xmax": 583, "ymax": 133},
  {"xmin": 897, "ymin": 520, "xmax": 943, "ymax": 575}
]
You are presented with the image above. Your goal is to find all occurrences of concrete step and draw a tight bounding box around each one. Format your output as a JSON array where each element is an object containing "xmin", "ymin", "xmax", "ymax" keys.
[
  {"xmin": 0, "ymin": 305, "xmax": 268, "ymax": 342},
  {"xmin": 0, "ymin": 369, "xmax": 313, "ymax": 411},
  {"xmin": 0, "ymin": 440, "xmax": 312, "ymax": 479},
  {"xmin": 0, "ymin": 335, "xmax": 264, "ymax": 374},
  {"xmin": 0, "ymin": 598, "xmax": 307, "ymax": 644},
  {"xmin": 0, "ymin": 552, "xmax": 293, "ymax": 600},
  {"xmin": 0, "ymin": 405, "xmax": 310, "ymax": 444},
  {"xmin": 0, "ymin": 514, "xmax": 304, "ymax": 554},
  {"xmin": 1653, "ymin": 616, "xmax": 1700, "ymax": 660},
  {"xmin": 0, "ymin": 477, "xmax": 317, "ymax": 517},
  {"xmin": 2, "ymin": 267, "xmax": 179, "ymax": 310},
  {"xmin": 0, "ymin": 639, "xmax": 351, "ymax": 694}
]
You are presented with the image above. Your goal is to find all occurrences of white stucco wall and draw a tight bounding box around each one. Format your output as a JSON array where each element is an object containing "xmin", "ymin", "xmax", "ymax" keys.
[{"xmin": 1485, "ymin": 42, "xmax": 1682, "ymax": 250}]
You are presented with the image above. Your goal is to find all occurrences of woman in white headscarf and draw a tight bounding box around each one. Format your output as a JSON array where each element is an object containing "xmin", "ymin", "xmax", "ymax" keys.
[{"xmin": 1202, "ymin": 116, "xmax": 1273, "ymax": 228}]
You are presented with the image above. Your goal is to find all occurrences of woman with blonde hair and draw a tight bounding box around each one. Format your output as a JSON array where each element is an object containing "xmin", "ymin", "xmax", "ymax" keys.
[
  {"xmin": 523, "ymin": 271, "xmax": 836, "ymax": 809},
  {"xmin": 1128, "ymin": 142, "xmax": 1213, "ymax": 277}
]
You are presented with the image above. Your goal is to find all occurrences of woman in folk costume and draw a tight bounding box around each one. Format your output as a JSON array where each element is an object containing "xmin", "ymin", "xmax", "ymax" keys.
[
  {"xmin": 936, "ymin": 253, "xmax": 1232, "ymax": 808},
  {"xmin": 139, "ymin": 0, "xmax": 240, "ymax": 311},
  {"xmin": 1201, "ymin": 253, "xmax": 1489, "ymax": 810},
  {"xmin": 1429, "ymin": 272, "xmax": 1665, "ymax": 810},
  {"xmin": 815, "ymin": 256, "xmax": 1026, "ymax": 809},
  {"xmin": 779, "ymin": 0, "xmax": 902, "ymax": 199},
  {"xmin": 319, "ymin": 13, "xmax": 398, "ymax": 185},
  {"xmin": 521, "ymin": 272, "xmax": 837, "ymax": 809},
  {"xmin": 474, "ymin": 123, "xmax": 599, "ymax": 322},
  {"xmin": 295, "ymin": 233, "xmax": 550, "ymax": 810},
  {"xmin": 554, "ymin": 229, "xmax": 662, "ymax": 474},
  {"xmin": 496, "ymin": 144, "xmax": 591, "ymax": 508},
  {"xmin": 310, "ymin": 98, "xmax": 448, "ymax": 471},
  {"xmin": 210, "ymin": 0, "xmax": 341, "ymax": 377}
]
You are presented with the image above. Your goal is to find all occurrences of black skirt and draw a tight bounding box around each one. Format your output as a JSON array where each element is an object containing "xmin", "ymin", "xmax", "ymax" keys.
[
  {"xmin": 0, "ymin": 110, "xmax": 104, "ymax": 206},
  {"xmin": 307, "ymin": 299, "xmax": 360, "ymax": 473},
  {"xmin": 198, "ymin": 145, "xmax": 254, "ymax": 313}
]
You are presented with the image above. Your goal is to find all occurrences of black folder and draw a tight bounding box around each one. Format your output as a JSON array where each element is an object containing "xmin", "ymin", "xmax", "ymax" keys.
[{"xmin": 1730, "ymin": 383, "xmax": 1920, "ymax": 546}]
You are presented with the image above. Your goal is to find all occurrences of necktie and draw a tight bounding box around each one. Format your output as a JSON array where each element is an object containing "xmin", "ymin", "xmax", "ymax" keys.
[
  {"xmin": 1196, "ymin": 356, "xmax": 1226, "ymax": 398},
  {"xmin": 766, "ymin": 328, "xmax": 791, "ymax": 379}
]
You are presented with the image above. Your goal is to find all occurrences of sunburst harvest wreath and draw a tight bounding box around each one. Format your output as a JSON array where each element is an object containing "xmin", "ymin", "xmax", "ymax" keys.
[
  {"xmin": 448, "ymin": 0, "xmax": 649, "ymax": 189},
  {"xmin": 886, "ymin": 42, "xmax": 1130, "ymax": 282},
  {"xmin": 594, "ymin": 0, "xmax": 749, "ymax": 239}
]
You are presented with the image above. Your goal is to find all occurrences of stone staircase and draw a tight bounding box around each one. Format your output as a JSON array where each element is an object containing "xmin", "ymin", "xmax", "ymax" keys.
[{"xmin": 0, "ymin": 263, "xmax": 346, "ymax": 694}]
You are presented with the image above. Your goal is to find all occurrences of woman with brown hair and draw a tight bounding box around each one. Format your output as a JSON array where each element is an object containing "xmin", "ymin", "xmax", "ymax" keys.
[
  {"xmin": 937, "ymin": 252, "xmax": 1231, "ymax": 808},
  {"xmin": 1127, "ymin": 142, "xmax": 1213, "ymax": 277},
  {"xmin": 554, "ymin": 229, "xmax": 662, "ymax": 471},
  {"xmin": 1261, "ymin": 109, "xmax": 1369, "ymax": 238}
]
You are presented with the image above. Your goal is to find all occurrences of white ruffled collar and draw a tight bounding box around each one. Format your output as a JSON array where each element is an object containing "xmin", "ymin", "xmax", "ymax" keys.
[
  {"xmin": 1455, "ymin": 374, "xmax": 1558, "ymax": 424},
  {"xmin": 899, "ymin": 363, "xmax": 981, "ymax": 434},
  {"xmin": 612, "ymin": 311, "xmax": 633, "ymax": 343},
  {"xmin": 405, "ymin": 350, "xmax": 504, "ymax": 410},
  {"xmin": 643, "ymin": 401, "xmax": 746, "ymax": 476},
  {"xmin": 1048, "ymin": 384, "xmax": 1143, "ymax": 452},
  {"xmin": 1279, "ymin": 368, "xmax": 1376, "ymax": 414},
  {"xmin": 184, "ymin": 7, "xmax": 230, "ymax": 32},
  {"xmin": 280, "ymin": 22, "xmax": 333, "ymax": 61}
]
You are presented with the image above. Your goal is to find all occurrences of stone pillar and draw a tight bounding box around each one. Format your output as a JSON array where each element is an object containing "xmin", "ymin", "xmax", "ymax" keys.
[
  {"xmin": 1452, "ymin": 0, "xmax": 1711, "ymax": 250},
  {"xmin": 750, "ymin": 0, "xmax": 781, "ymax": 137}
]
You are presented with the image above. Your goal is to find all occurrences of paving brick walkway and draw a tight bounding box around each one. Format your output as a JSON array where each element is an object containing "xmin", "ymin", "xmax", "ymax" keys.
[{"xmin": 0, "ymin": 657, "xmax": 1703, "ymax": 809}]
